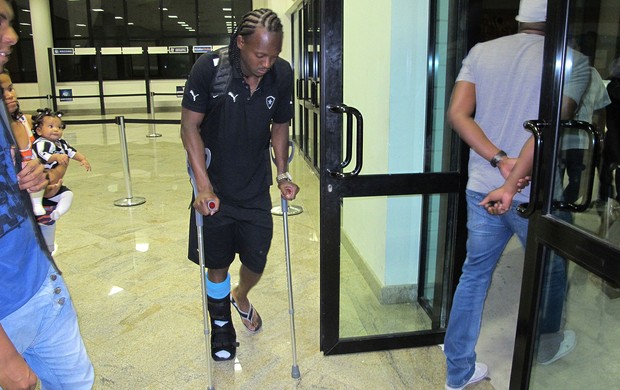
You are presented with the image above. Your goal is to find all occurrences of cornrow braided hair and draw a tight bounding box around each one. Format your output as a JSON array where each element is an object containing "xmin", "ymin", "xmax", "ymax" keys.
[
  {"xmin": 33, "ymin": 108, "xmax": 66, "ymax": 133},
  {"xmin": 228, "ymin": 8, "xmax": 283, "ymax": 74}
]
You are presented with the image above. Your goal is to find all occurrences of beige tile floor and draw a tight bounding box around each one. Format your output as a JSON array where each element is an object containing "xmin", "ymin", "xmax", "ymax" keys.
[{"xmin": 48, "ymin": 110, "xmax": 504, "ymax": 389}]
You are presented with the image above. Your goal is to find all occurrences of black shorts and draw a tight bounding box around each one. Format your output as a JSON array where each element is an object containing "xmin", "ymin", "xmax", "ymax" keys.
[{"xmin": 188, "ymin": 191, "xmax": 273, "ymax": 274}]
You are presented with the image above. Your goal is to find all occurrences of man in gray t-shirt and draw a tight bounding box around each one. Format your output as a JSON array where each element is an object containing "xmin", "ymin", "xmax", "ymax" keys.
[{"xmin": 443, "ymin": 0, "xmax": 590, "ymax": 388}]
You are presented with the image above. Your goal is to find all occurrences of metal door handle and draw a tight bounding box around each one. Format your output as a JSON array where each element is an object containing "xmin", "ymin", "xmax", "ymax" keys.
[
  {"xmin": 326, "ymin": 104, "xmax": 364, "ymax": 178},
  {"xmin": 296, "ymin": 79, "xmax": 304, "ymax": 100},
  {"xmin": 311, "ymin": 80, "xmax": 319, "ymax": 108}
]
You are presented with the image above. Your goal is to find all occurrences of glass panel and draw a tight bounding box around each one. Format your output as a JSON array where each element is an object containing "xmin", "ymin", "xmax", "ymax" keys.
[
  {"xmin": 339, "ymin": 195, "xmax": 441, "ymax": 337},
  {"xmin": 549, "ymin": 0, "xmax": 620, "ymax": 249},
  {"xmin": 343, "ymin": 0, "xmax": 430, "ymax": 175},
  {"xmin": 90, "ymin": 0, "xmax": 127, "ymax": 45},
  {"xmin": 9, "ymin": 0, "xmax": 36, "ymax": 82},
  {"xmin": 530, "ymin": 254, "xmax": 620, "ymax": 389},
  {"xmin": 198, "ymin": 0, "xmax": 251, "ymax": 38},
  {"xmin": 54, "ymin": 54, "xmax": 97, "ymax": 82},
  {"xmin": 127, "ymin": 0, "xmax": 159, "ymax": 40},
  {"xmin": 161, "ymin": 0, "xmax": 195, "ymax": 39},
  {"xmin": 147, "ymin": 54, "xmax": 191, "ymax": 79},
  {"xmin": 429, "ymin": 0, "xmax": 459, "ymax": 173},
  {"xmin": 421, "ymin": 193, "xmax": 453, "ymax": 319},
  {"xmin": 52, "ymin": 0, "xmax": 89, "ymax": 41}
]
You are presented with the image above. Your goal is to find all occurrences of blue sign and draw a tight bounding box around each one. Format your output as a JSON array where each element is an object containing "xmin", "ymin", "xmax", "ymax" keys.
[
  {"xmin": 53, "ymin": 48, "xmax": 74, "ymax": 55},
  {"xmin": 59, "ymin": 89, "xmax": 73, "ymax": 102},
  {"xmin": 193, "ymin": 45, "xmax": 213, "ymax": 53}
]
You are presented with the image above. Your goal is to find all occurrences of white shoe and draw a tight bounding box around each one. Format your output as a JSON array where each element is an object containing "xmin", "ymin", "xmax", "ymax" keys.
[
  {"xmin": 446, "ymin": 362, "xmax": 489, "ymax": 390},
  {"xmin": 539, "ymin": 330, "xmax": 576, "ymax": 365}
]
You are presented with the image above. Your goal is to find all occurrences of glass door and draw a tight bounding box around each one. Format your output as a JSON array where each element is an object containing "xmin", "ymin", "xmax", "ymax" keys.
[
  {"xmin": 319, "ymin": 0, "xmax": 468, "ymax": 354},
  {"xmin": 291, "ymin": 0, "xmax": 321, "ymax": 171},
  {"xmin": 511, "ymin": 0, "xmax": 620, "ymax": 387}
]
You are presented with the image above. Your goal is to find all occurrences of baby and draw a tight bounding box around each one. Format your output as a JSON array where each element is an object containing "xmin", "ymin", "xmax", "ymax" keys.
[{"xmin": 32, "ymin": 108, "xmax": 91, "ymax": 221}]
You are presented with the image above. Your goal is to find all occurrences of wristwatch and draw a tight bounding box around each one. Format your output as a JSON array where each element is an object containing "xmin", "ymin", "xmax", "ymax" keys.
[
  {"xmin": 276, "ymin": 172, "xmax": 292, "ymax": 183},
  {"xmin": 490, "ymin": 150, "xmax": 507, "ymax": 168}
]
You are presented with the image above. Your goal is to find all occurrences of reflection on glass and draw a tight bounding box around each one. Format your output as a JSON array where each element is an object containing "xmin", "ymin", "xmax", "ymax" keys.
[
  {"xmin": 549, "ymin": 1, "xmax": 620, "ymax": 249},
  {"xmin": 339, "ymin": 195, "xmax": 441, "ymax": 337},
  {"xmin": 599, "ymin": 59, "xmax": 620, "ymax": 246},
  {"xmin": 530, "ymin": 259, "xmax": 620, "ymax": 389},
  {"xmin": 429, "ymin": 0, "xmax": 457, "ymax": 173}
]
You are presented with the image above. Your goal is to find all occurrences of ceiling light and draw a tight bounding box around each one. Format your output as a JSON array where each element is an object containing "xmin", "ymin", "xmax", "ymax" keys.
[
  {"xmin": 76, "ymin": 23, "xmax": 86, "ymax": 27},
  {"xmin": 162, "ymin": 7, "xmax": 168, "ymax": 11},
  {"xmin": 91, "ymin": 8, "xmax": 104, "ymax": 12},
  {"xmin": 19, "ymin": 22, "xmax": 30, "ymax": 26},
  {"xmin": 128, "ymin": 22, "xmax": 134, "ymax": 25},
  {"xmin": 224, "ymin": 15, "xmax": 233, "ymax": 18},
  {"xmin": 223, "ymin": 8, "xmax": 232, "ymax": 11},
  {"xmin": 115, "ymin": 16, "xmax": 123, "ymax": 20},
  {"xmin": 168, "ymin": 15, "xmax": 178, "ymax": 19},
  {"xmin": 21, "ymin": 9, "xmax": 30, "ymax": 13}
]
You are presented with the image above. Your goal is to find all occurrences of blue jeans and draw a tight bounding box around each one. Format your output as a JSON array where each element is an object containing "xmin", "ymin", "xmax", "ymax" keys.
[
  {"xmin": 444, "ymin": 190, "xmax": 567, "ymax": 387},
  {"xmin": 1, "ymin": 265, "xmax": 94, "ymax": 390}
]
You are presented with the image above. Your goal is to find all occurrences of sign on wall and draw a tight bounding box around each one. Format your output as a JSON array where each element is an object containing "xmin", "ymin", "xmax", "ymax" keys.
[{"xmin": 59, "ymin": 89, "xmax": 73, "ymax": 102}]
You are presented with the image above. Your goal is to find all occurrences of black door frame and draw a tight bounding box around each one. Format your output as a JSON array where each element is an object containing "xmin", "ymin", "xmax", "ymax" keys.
[
  {"xmin": 318, "ymin": 0, "xmax": 468, "ymax": 355},
  {"xmin": 510, "ymin": 0, "xmax": 620, "ymax": 387}
]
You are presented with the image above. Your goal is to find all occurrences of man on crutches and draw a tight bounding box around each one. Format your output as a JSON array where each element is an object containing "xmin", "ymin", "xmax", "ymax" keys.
[{"xmin": 181, "ymin": 8, "xmax": 299, "ymax": 363}]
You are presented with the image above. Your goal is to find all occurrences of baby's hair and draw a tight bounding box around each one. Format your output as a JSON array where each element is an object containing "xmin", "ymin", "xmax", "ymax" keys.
[{"xmin": 33, "ymin": 108, "xmax": 65, "ymax": 133}]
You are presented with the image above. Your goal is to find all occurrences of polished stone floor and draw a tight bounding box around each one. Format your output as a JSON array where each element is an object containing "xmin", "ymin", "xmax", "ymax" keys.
[{"xmin": 47, "ymin": 110, "xmax": 513, "ymax": 389}]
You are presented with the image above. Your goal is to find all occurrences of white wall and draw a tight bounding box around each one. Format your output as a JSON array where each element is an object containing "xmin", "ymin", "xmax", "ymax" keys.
[{"xmin": 341, "ymin": 0, "xmax": 430, "ymax": 290}]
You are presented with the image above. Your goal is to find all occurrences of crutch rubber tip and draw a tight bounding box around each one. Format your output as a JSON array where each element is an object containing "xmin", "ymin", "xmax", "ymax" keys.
[{"xmin": 291, "ymin": 365, "xmax": 301, "ymax": 379}]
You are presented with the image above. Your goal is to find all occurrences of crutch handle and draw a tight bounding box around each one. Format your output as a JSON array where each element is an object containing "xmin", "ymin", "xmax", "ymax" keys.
[{"xmin": 187, "ymin": 163, "xmax": 217, "ymax": 219}]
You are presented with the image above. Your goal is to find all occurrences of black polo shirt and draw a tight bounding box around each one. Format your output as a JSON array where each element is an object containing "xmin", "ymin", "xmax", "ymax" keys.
[{"xmin": 182, "ymin": 52, "xmax": 293, "ymax": 205}]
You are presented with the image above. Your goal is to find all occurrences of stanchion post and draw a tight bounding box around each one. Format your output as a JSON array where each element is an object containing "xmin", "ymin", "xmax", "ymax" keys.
[
  {"xmin": 114, "ymin": 115, "xmax": 147, "ymax": 207},
  {"xmin": 46, "ymin": 94, "xmax": 53, "ymax": 110},
  {"xmin": 147, "ymin": 92, "xmax": 162, "ymax": 138}
]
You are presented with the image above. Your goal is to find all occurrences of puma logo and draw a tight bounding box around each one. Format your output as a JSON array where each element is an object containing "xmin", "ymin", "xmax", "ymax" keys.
[
  {"xmin": 228, "ymin": 92, "xmax": 239, "ymax": 102},
  {"xmin": 189, "ymin": 90, "xmax": 199, "ymax": 101}
]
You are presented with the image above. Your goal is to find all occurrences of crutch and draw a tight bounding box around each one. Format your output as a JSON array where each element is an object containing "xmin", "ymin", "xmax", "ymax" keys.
[
  {"xmin": 272, "ymin": 140, "xmax": 301, "ymax": 379},
  {"xmin": 187, "ymin": 150, "xmax": 216, "ymax": 390}
]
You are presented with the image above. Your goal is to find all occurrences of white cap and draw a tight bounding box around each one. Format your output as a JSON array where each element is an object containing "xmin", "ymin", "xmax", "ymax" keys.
[{"xmin": 515, "ymin": 0, "xmax": 547, "ymax": 23}]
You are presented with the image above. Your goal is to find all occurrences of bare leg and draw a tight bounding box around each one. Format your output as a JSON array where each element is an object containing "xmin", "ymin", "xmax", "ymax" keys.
[
  {"xmin": 207, "ymin": 267, "xmax": 230, "ymax": 283},
  {"xmin": 231, "ymin": 265, "xmax": 263, "ymax": 330}
]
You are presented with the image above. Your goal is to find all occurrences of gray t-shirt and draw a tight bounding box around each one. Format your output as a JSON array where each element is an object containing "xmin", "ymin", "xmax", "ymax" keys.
[
  {"xmin": 457, "ymin": 33, "xmax": 545, "ymax": 202},
  {"xmin": 457, "ymin": 33, "xmax": 590, "ymax": 202}
]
